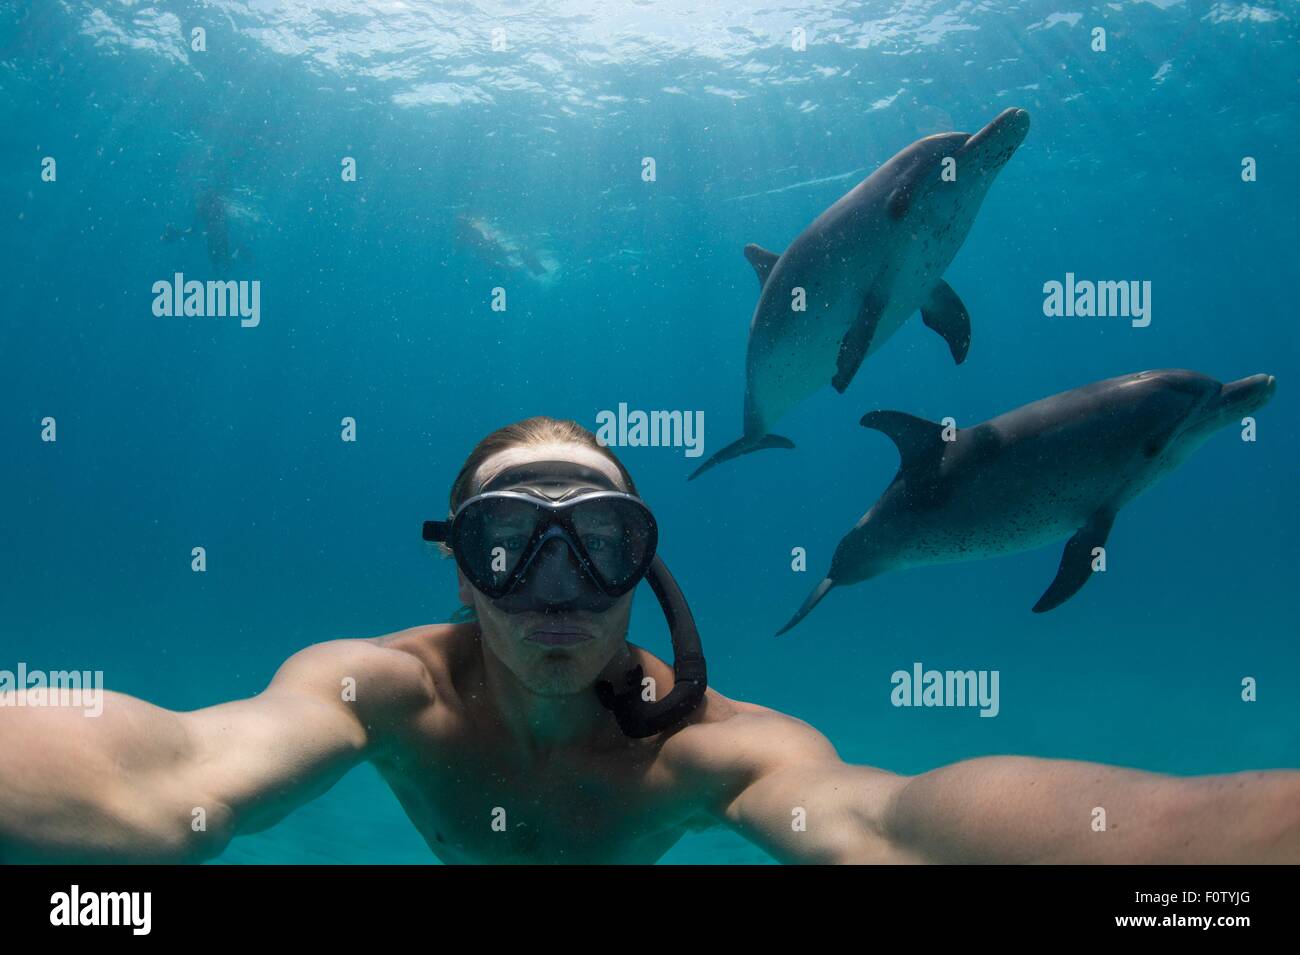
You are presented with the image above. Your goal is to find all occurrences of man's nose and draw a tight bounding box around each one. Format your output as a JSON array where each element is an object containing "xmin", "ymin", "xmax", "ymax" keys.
[{"xmin": 521, "ymin": 537, "xmax": 585, "ymax": 603}]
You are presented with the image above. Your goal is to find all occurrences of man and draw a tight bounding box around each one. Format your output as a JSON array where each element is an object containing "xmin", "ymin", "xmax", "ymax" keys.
[{"xmin": 1, "ymin": 417, "xmax": 1297, "ymax": 864}]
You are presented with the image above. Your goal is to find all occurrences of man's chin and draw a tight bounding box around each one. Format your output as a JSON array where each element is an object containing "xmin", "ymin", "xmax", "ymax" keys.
[{"xmin": 522, "ymin": 659, "xmax": 601, "ymax": 697}]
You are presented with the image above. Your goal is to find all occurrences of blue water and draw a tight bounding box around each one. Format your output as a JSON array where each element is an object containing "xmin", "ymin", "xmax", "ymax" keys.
[{"xmin": 1, "ymin": 1, "xmax": 1296, "ymax": 864}]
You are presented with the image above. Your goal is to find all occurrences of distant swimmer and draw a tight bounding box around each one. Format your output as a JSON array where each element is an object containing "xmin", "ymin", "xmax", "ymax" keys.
[
  {"xmin": 520, "ymin": 248, "xmax": 547, "ymax": 277},
  {"xmin": 456, "ymin": 212, "xmax": 551, "ymax": 278},
  {"xmin": 777, "ymin": 369, "xmax": 1277, "ymax": 634},
  {"xmin": 161, "ymin": 186, "xmax": 250, "ymax": 269},
  {"xmin": 691, "ymin": 108, "xmax": 1031, "ymax": 480}
]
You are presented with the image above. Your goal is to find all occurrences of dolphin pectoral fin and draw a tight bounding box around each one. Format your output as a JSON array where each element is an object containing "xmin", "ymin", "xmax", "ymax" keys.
[
  {"xmin": 859, "ymin": 410, "xmax": 947, "ymax": 484},
  {"xmin": 832, "ymin": 293, "xmax": 885, "ymax": 393},
  {"xmin": 1032, "ymin": 509, "xmax": 1117, "ymax": 613},
  {"xmin": 775, "ymin": 578, "xmax": 836, "ymax": 636},
  {"xmin": 743, "ymin": 244, "xmax": 781, "ymax": 289},
  {"xmin": 687, "ymin": 432, "xmax": 795, "ymax": 481},
  {"xmin": 921, "ymin": 280, "xmax": 972, "ymax": 364}
]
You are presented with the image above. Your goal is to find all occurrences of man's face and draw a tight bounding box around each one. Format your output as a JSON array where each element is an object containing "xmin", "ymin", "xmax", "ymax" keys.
[{"xmin": 457, "ymin": 443, "xmax": 635, "ymax": 697}]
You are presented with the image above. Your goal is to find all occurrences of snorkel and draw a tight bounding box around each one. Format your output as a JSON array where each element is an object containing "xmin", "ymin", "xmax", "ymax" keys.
[
  {"xmin": 594, "ymin": 554, "xmax": 708, "ymax": 738},
  {"xmin": 423, "ymin": 460, "xmax": 707, "ymax": 739}
]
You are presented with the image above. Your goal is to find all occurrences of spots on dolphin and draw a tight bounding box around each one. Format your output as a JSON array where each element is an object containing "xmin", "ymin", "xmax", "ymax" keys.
[{"xmin": 989, "ymin": 145, "xmax": 1018, "ymax": 167}]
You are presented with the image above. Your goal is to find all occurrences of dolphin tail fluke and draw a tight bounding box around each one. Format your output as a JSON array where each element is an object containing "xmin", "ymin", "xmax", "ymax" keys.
[
  {"xmin": 776, "ymin": 578, "xmax": 836, "ymax": 636},
  {"xmin": 687, "ymin": 433, "xmax": 794, "ymax": 481}
]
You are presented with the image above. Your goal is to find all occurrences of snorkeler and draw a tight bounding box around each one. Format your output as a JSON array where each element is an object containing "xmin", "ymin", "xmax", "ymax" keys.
[
  {"xmin": 1, "ymin": 416, "xmax": 1297, "ymax": 864},
  {"xmin": 161, "ymin": 186, "xmax": 250, "ymax": 270},
  {"xmin": 455, "ymin": 212, "xmax": 550, "ymax": 278}
]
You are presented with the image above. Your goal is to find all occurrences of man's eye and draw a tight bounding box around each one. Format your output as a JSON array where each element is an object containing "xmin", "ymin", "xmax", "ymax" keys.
[
  {"xmin": 497, "ymin": 534, "xmax": 528, "ymax": 550},
  {"xmin": 583, "ymin": 535, "xmax": 612, "ymax": 552}
]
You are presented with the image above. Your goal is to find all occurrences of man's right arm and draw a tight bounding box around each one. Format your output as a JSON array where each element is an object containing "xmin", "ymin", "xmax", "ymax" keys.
[{"xmin": 0, "ymin": 637, "xmax": 434, "ymax": 863}]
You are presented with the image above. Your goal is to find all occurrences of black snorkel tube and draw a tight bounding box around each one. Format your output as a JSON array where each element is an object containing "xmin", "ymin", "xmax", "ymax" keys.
[{"xmin": 593, "ymin": 555, "xmax": 707, "ymax": 739}]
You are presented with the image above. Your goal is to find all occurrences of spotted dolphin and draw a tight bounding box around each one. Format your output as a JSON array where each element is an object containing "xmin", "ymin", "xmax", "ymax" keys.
[
  {"xmin": 690, "ymin": 107, "xmax": 1031, "ymax": 481},
  {"xmin": 776, "ymin": 369, "xmax": 1277, "ymax": 635}
]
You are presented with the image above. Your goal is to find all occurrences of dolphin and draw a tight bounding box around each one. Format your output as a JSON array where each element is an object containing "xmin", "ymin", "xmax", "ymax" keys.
[
  {"xmin": 776, "ymin": 369, "xmax": 1277, "ymax": 635},
  {"xmin": 690, "ymin": 107, "xmax": 1032, "ymax": 481}
]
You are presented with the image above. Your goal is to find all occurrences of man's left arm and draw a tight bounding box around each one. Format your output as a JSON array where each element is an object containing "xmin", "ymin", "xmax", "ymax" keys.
[
  {"xmin": 687, "ymin": 704, "xmax": 1300, "ymax": 863},
  {"xmin": 885, "ymin": 755, "xmax": 1300, "ymax": 863}
]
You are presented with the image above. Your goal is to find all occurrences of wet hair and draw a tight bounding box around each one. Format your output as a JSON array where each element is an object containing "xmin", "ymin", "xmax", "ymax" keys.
[
  {"xmin": 439, "ymin": 417, "xmax": 638, "ymax": 622},
  {"xmin": 448, "ymin": 416, "xmax": 637, "ymax": 512}
]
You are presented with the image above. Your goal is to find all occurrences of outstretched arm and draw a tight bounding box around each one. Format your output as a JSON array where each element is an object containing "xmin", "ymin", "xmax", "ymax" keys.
[
  {"xmin": 0, "ymin": 637, "xmax": 433, "ymax": 863},
  {"xmin": 886, "ymin": 756, "xmax": 1300, "ymax": 863},
  {"xmin": 692, "ymin": 703, "xmax": 1300, "ymax": 864}
]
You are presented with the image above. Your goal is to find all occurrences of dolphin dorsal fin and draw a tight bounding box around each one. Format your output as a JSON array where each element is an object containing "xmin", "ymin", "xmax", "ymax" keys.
[
  {"xmin": 860, "ymin": 410, "xmax": 948, "ymax": 480},
  {"xmin": 743, "ymin": 244, "xmax": 781, "ymax": 289}
]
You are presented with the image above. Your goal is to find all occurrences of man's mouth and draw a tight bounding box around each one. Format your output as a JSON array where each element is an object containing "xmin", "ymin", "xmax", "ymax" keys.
[{"xmin": 524, "ymin": 625, "xmax": 594, "ymax": 647}]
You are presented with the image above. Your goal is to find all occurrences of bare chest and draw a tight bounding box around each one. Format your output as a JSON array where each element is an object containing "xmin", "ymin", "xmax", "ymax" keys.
[{"xmin": 373, "ymin": 733, "xmax": 701, "ymax": 864}]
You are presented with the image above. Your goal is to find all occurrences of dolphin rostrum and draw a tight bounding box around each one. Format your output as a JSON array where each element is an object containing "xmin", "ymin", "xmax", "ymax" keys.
[
  {"xmin": 690, "ymin": 107, "xmax": 1031, "ymax": 481},
  {"xmin": 777, "ymin": 369, "xmax": 1277, "ymax": 635}
]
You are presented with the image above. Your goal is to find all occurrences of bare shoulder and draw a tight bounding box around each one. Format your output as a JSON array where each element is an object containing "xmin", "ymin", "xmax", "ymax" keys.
[
  {"xmin": 269, "ymin": 623, "xmax": 471, "ymax": 723},
  {"xmin": 625, "ymin": 644, "xmax": 836, "ymax": 763},
  {"xmin": 657, "ymin": 684, "xmax": 841, "ymax": 782},
  {"xmin": 629, "ymin": 680, "xmax": 848, "ymax": 832},
  {"xmin": 371, "ymin": 622, "xmax": 473, "ymax": 684}
]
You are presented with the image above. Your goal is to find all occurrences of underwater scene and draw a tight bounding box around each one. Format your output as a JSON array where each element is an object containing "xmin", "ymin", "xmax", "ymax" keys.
[{"xmin": 1, "ymin": 0, "xmax": 1297, "ymax": 865}]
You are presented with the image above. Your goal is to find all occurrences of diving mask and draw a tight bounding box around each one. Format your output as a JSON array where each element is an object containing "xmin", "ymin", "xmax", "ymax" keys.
[{"xmin": 423, "ymin": 461, "xmax": 657, "ymax": 610}]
